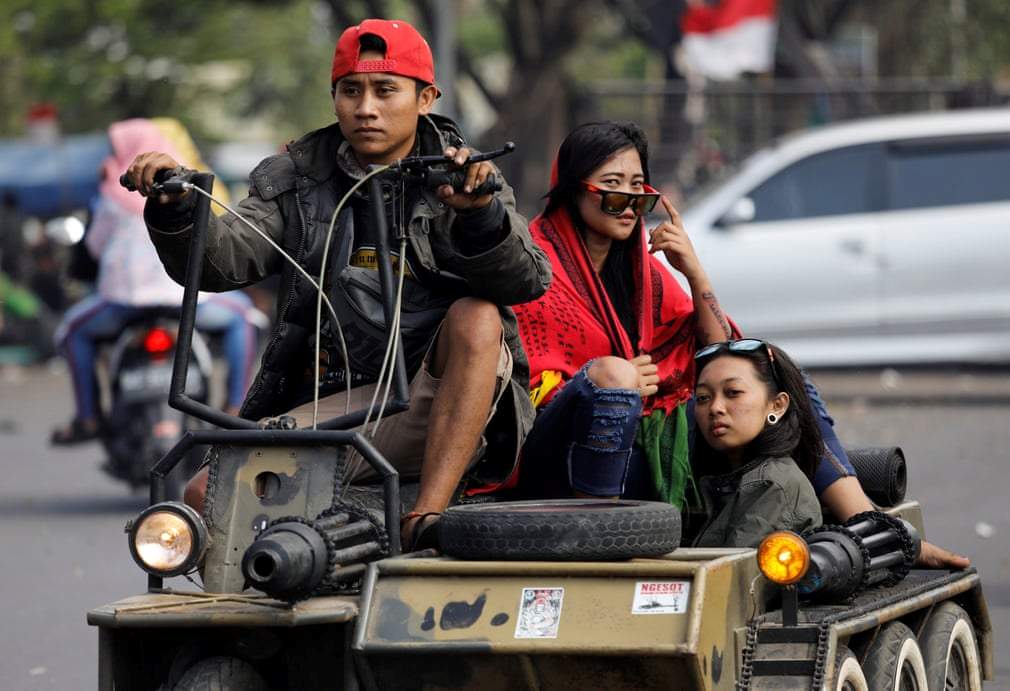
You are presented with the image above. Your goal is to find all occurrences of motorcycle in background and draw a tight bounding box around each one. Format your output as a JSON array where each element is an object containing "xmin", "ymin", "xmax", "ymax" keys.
[{"xmin": 99, "ymin": 308, "xmax": 213, "ymax": 498}]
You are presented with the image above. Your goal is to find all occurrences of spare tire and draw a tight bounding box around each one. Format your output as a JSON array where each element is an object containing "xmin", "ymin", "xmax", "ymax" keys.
[
  {"xmin": 845, "ymin": 446, "xmax": 907, "ymax": 507},
  {"xmin": 438, "ymin": 499, "xmax": 681, "ymax": 561}
]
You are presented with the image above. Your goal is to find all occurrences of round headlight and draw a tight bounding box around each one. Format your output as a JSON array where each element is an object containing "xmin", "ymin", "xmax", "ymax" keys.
[
  {"xmin": 757, "ymin": 531, "xmax": 810, "ymax": 585},
  {"xmin": 128, "ymin": 502, "xmax": 207, "ymax": 577}
]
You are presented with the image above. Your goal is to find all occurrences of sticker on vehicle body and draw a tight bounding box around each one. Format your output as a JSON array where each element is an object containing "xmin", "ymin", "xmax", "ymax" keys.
[
  {"xmin": 514, "ymin": 587, "xmax": 564, "ymax": 638},
  {"xmin": 631, "ymin": 581, "xmax": 691, "ymax": 614}
]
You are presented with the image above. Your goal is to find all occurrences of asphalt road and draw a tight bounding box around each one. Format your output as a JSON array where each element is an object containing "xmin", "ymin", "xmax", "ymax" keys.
[{"xmin": 0, "ymin": 364, "xmax": 1007, "ymax": 689}]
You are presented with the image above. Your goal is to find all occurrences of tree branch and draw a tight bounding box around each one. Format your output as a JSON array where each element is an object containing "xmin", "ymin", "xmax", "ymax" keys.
[
  {"xmin": 363, "ymin": 0, "xmax": 388, "ymax": 19},
  {"xmin": 457, "ymin": 47, "xmax": 503, "ymax": 111},
  {"xmin": 502, "ymin": 0, "xmax": 525, "ymax": 69},
  {"xmin": 414, "ymin": 0, "xmax": 435, "ymax": 33},
  {"xmin": 824, "ymin": 0, "xmax": 859, "ymax": 36},
  {"xmin": 322, "ymin": 0, "xmax": 356, "ymax": 29}
]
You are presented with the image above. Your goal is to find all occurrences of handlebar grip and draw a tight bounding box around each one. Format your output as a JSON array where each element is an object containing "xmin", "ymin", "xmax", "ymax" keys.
[
  {"xmin": 159, "ymin": 180, "xmax": 188, "ymax": 194},
  {"xmin": 118, "ymin": 170, "xmax": 187, "ymax": 195},
  {"xmin": 426, "ymin": 171, "xmax": 502, "ymax": 196},
  {"xmin": 471, "ymin": 174, "xmax": 502, "ymax": 197}
]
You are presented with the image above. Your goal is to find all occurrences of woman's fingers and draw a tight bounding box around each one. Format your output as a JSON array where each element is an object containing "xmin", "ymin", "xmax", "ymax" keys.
[
  {"xmin": 649, "ymin": 221, "xmax": 689, "ymax": 252},
  {"xmin": 630, "ymin": 354, "xmax": 659, "ymax": 396},
  {"xmin": 917, "ymin": 540, "xmax": 971, "ymax": 569},
  {"xmin": 661, "ymin": 195, "xmax": 680, "ymax": 224}
]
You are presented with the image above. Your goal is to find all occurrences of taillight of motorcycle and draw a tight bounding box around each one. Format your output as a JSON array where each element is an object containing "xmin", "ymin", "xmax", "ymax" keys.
[{"xmin": 143, "ymin": 327, "xmax": 175, "ymax": 356}]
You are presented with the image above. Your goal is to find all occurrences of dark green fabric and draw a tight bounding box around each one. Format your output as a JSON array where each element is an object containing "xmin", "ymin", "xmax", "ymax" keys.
[
  {"xmin": 637, "ymin": 404, "xmax": 696, "ymax": 509},
  {"xmin": 692, "ymin": 455, "xmax": 823, "ymax": 548}
]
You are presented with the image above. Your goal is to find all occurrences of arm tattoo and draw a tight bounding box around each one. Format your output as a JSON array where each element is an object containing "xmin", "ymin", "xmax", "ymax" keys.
[{"xmin": 701, "ymin": 290, "xmax": 732, "ymax": 339}]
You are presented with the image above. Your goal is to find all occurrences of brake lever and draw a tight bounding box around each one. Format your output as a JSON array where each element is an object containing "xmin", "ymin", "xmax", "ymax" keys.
[
  {"xmin": 393, "ymin": 141, "xmax": 516, "ymax": 170},
  {"xmin": 423, "ymin": 170, "xmax": 503, "ymax": 196},
  {"xmin": 395, "ymin": 142, "xmax": 516, "ymax": 196},
  {"xmin": 119, "ymin": 170, "xmax": 191, "ymax": 195}
]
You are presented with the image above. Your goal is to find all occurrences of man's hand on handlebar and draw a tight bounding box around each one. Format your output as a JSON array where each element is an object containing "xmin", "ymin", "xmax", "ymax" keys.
[
  {"xmin": 125, "ymin": 152, "xmax": 190, "ymax": 204},
  {"xmin": 436, "ymin": 146, "xmax": 495, "ymax": 211}
]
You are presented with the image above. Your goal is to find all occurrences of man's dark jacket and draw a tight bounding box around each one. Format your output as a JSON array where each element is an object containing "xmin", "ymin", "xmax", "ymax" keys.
[{"xmin": 144, "ymin": 114, "xmax": 552, "ymax": 487}]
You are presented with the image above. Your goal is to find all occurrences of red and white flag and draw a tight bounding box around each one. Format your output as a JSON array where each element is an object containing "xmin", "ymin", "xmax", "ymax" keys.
[{"xmin": 681, "ymin": 0, "xmax": 778, "ymax": 80}]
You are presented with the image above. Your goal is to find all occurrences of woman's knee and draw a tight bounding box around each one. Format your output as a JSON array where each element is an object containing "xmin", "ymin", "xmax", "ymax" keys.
[{"xmin": 587, "ymin": 356, "xmax": 639, "ymax": 390}]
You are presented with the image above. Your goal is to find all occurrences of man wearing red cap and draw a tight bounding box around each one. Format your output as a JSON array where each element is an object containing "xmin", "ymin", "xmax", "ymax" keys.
[{"xmin": 126, "ymin": 18, "xmax": 552, "ymax": 549}]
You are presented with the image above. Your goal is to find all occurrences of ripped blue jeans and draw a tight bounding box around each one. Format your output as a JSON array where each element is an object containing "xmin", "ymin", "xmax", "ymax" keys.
[{"xmin": 518, "ymin": 362, "xmax": 643, "ymax": 497}]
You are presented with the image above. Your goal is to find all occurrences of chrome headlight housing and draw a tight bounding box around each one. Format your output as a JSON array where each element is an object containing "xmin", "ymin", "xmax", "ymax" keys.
[{"xmin": 127, "ymin": 502, "xmax": 208, "ymax": 577}]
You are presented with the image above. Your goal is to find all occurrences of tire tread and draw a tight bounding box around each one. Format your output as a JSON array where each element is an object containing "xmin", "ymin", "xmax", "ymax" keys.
[
  {"xmin": 439, "ymin": 499, "xmax": 681, "ymax": 560},
  {"xmin": 861, "ymin": 621, "xmax": 923, "ymax": 691},
  {"xmin": 173, "ymin": 656, "xmax": 268, "ymax": 691},
  {"xmin": 920, "ymin": 602, "xmax": 981, "ymax": 691}
]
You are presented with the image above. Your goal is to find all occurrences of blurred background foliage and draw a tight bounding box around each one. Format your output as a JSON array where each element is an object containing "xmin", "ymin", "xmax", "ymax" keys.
[{"xmin": 2, "ymin": 0, "xmax": 1009, "ymax": 206}]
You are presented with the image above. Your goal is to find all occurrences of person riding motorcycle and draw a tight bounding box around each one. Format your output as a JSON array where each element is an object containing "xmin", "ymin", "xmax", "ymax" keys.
[
  {"xmin": 51, "ymin": 118, "xmax": 260, "ymax": 444},
  {"xmin": 125, "ymin": 19, "xmax": 552, "ymax": 549}
]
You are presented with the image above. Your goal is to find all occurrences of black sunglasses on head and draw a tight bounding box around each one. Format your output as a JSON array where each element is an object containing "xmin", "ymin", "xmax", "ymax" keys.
[
  {"xmin": 694, "ymin": 339, "xmax": 781, "ymax": 388},
  {"xmin": 581, "ymin": 181, "xmax": 661, "ymax": 216}
]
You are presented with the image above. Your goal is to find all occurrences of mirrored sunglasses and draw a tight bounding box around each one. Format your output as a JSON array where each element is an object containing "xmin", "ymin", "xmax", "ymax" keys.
[
  {"xmin": 581, "ymin": 182, "xmax": 661, "ymax": 216},
  {"xmin": 694, "ymin": 339, "xmax": 781, "ymax": 388}
]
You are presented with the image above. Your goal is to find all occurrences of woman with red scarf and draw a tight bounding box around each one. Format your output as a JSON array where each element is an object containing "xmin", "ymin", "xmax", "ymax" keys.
[
  {"xmin": 511, "ymin": 122, "xmax": 973, "ymax": 570},
  {"xmin": 513, "ymin": 121, "xmax": 733, "ymax": 502}
]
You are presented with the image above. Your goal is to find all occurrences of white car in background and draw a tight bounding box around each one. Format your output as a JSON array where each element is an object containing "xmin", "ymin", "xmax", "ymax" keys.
[{"xmin": 674, "ymin": 108, "xmax": 1010, "ymax": 366}]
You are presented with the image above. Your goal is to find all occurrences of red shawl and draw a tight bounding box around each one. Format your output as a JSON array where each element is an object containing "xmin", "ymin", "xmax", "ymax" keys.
[{"xmin": 515, "ymin": 206, "xmax": 699, "ymax": 416}]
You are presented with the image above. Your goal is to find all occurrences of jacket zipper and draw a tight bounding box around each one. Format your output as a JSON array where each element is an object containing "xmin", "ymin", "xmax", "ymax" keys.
[{"xmin": 242, "ymin": 187, "xmax": 310, "ymax": 414}]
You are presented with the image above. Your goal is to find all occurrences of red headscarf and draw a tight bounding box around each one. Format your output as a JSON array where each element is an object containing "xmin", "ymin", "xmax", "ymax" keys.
[{"xmin": 515, "ymin": 197, "xmax": 699, "ymax": 416}]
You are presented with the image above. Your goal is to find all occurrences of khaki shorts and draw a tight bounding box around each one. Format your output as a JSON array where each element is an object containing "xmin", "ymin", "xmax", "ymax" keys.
[{"xmin": 286, "ymin": 327, "xmax": 513, "ymax": 483}]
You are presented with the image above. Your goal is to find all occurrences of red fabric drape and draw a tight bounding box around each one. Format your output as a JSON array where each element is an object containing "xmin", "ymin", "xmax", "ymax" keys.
[{"xmin": 515, "ymin": 206, "xmax": 699, "ymax": 416}]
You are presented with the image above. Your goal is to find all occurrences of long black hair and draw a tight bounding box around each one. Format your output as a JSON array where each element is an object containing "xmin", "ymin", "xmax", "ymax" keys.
[
  {"xmin": 545, "ymin": 121, "xmax": 651, "ymax": 347},
  {"xmin": 693, "ymin": 343, "xmax": 825, "ymax": 481}
]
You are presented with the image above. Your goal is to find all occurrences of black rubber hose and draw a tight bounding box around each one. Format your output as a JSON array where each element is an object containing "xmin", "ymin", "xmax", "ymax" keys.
[{"xmin": 845, "ymin": 446, "xmax": 907, "ymax": 507}]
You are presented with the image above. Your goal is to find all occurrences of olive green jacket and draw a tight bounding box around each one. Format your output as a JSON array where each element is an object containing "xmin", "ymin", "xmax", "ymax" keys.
[{"xmin": 692, "ymin": 455, "xmax": 822, "ymax": 549}]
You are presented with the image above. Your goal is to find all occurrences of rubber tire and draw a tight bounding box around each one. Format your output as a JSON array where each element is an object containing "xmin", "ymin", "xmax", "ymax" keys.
[
  {"xmin": 920, "ymin": 602, "xmax": 983, "ymax": 691},
  {"xmin": 862, "ymin": 621, "xmax": 928, "ymax": 691},
  {"xmin": 830, "ymin": 646, "xmax": 869, "ymax": 691},
  {"xmin": 438, "ymin": 499, "xmax": 681, "ymax": 561},
  {"xmin": 172, "ymin": 656, "xmax": 269, "ymax": 691}
]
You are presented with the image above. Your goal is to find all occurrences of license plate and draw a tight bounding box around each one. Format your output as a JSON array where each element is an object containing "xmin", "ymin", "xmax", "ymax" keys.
[{"xmin": 119, "ymin": 365, "xmax": 204, "ymax": 398}]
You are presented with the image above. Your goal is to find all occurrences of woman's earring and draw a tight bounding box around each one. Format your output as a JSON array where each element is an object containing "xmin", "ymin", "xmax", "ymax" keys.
[{"xmin": 766, "ymin": 413, "xmax": 779, "ymax": 425}]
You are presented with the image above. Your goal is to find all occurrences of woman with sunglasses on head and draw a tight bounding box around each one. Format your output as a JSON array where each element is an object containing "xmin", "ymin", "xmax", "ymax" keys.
[
  {"xmin": 507, "ymin": 120, "xmax": 970, "ymax": 569},
  {"xmin": 510, "ymin": 120, "xmax": 733, "ymax": 502},
  {"xmin": 691, "ymin": 339, "xmax": 822, "ymax": 547}
]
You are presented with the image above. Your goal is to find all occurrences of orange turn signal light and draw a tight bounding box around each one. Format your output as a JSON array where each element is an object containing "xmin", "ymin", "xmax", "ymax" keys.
[{"xmin": 757, "ymin": 531, "xmax": 810, "ymax": 585}]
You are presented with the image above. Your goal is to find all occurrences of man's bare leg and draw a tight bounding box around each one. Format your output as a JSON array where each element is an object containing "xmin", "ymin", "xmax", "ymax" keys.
[
  {"xmin": 402, "ymin": 297, "xmax": 502, "ymax": 546},
  {"xmin": 184, "ymin": 297, "xmax": 502, "ymax": 546},
  {"xmin": 184, "ymin": 465, "xmax": 209, "ymax": 514}
]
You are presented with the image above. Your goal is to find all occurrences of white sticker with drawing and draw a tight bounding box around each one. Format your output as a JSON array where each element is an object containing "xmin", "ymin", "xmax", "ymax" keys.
[
  {"xmin": 631, "ymin": 581, "xmax": 691, "ymax": 614},
  {"xmin": 515, "ymin": 587, "xmax": 564, "ymax": 638}
]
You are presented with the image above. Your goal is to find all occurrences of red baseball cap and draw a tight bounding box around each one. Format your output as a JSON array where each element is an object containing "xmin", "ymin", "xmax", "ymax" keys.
[{"xmin": 331, "ymin": 19, "xmax": 439, "ymax": 95}]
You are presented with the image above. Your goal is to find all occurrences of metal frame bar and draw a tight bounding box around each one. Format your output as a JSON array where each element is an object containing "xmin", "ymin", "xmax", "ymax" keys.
[
  {"xmin": 166, "ymin": 172, "xmax": 410, "ymax": 431},
  {"xmin": 140, "ymin": 169, "xmax": 411, "ymax": 589}
]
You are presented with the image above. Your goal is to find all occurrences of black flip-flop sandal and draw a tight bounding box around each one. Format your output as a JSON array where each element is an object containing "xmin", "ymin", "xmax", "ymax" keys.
[
  {"xmin": 50, "ymin": 418, "xmax": 101, "ymax": 446},
  {"xmin": 401, "ymin": 511, "xmax": 442, "ymax": 553}
]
